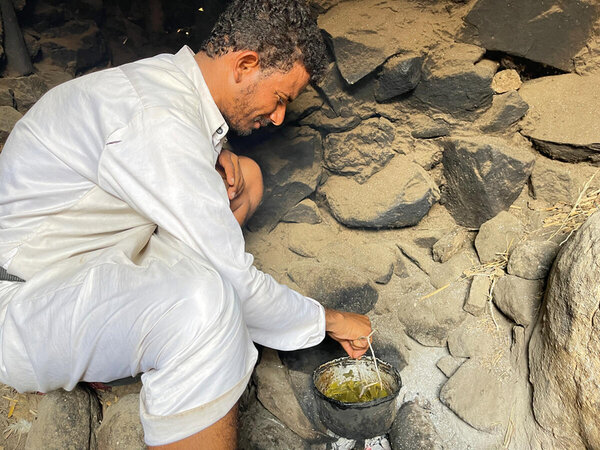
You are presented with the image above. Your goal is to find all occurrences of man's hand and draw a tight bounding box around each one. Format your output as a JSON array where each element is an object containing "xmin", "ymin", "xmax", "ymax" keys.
[
  {"xmin": 325, "ymin": 308, "xmax": 372, "ymax": 359},
  {"xmin": 216, "ymin": 149, "xmax": 245, "ymax": 200}
]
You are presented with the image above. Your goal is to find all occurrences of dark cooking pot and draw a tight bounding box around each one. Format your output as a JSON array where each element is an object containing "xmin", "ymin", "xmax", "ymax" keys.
[{"xmin": 312, "ymin": 356, "xmax": 402, "ymax": 440}]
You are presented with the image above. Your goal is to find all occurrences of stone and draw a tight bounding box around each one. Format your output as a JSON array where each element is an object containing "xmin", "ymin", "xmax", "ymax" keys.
[
  {"xmin": 318, "ymin": 242, "xmax": 397, "ymax": 285},
  {"xmin": 284, "ymin": 85, "xmax": 323, "ymax": 124},
  {"xmin": 320, "ymin": 155, "xmax": 440, "ymax": 229},
  {"xmin": 442, "ymin": 135, "xmax": 535, "ymax": 228},
  {"xmin": 491, "ymin": 69, "xmax": 522, "ymax": 93},
  {"xmin": 0, "ymin": 74, "xmax": 48, "ymax": 113},
  {"xmin": 38, "ymin": 20, "xmax": 108, "ymax": 73},
  {"xmin": 409, "ymin": 114, "xmax": 450, "ymax": 139},
  {"xmin": 0, "ymin": 86, "xmax": 15, "ymax": 107},
  {"xmin": 388, "ymin": 401, "xmax": 443, "ymax": 450},
  {"xmin": 428, "ymin": 251, "xmax": 476, "ymax": 290},
  {"xmin": 25, "ymin": 387, "xmax": 101, "ymax": 450},
  {"xmin": 255, "ymin": 349, "xmax": 323, "ymax": 441},
  {"xmin": 465, "ymin": 0, "xmax": 599, "ymax": 72},
  {"xmin": 395, "ymin": 279, "xmax": 469, "ymax": 347},
  {"xmin": 475, "ymin": 211, "xmax": 525, "ymax": 263},
  {"xmin": 287, "ymin": 261, "xmax": 379, "ymax": 314},
  {"xmin": 245, "ymin": 128, "xmax": 323, "ymax": 232},
  {"xmin": 494, "ymin": 275, "xmax": 544, "ymax": 327},
  {"xmin": 519, "ymin": 74, "xmax": 600, "ymax": 163},
  {"xmin": 529, "ymin": 211, "xmax": 600, "ymax": 448},
  {"xmin": 478, "ymin": 90, "xmax": 529, "ymax": 133},
  {"xmin": 318, "ymin": 0, "xmax": 448, "ymax": 85},
  {"xmin": 299, "ymin": 109, "xmax": 361, "ymax": 134},
  {"xmin": 408, "ymin": 138, "xmax": 443, "ymax": 172},
  {"xmin": 436, "ymin": 355, "xmax": 466, "ymax": 378},
  {"xmin": 96, "ymin": 394, "xmax": 144, "ymax": 450},
  {"xmin": 447, "ymin": 309, "xmax": 512, "ymax": 359},
  {"xmin": 530, "ymin": 156, "xmax": 600, "ymax": 205},
  {"xmin": 281, "ymin": 199, "xmax": 322, "ymax": 225},
  {"xmin": 286, "ymin": 222, "xmax": 338, "ymax": 258},
  {"xmin": 507, "ymin": 239, "xmax": 560, "ymax": 280},
  {"xmin": 439, "ymin": 358, "xmax": 514, "ymax": 433},
  {"xmin": 432, "ymin": 227, "xmax": 471, "ymax": 263},
  {"xmin": 414, "ymin": 44, "xmax": 496, "ymax": 117},
  {"xmin": 464, "ymin": 274, "xmax": 491, "ymax": 317},
  {"xmin": 374, "ymin": 54, "xmax": 422, "ymax": 102},
  {"xmin": 239, "ymin": 395, "xmax": 309, "ymax": 450},
  {"xmin": 24, "ymin": 31, "xmax": 41, "ymax": 60},
  {"xmin": 0, "ymin": 106, "xmax": 22, "ymax": 143},
  {"xmin": 396, "ymin": 240, "xmax": 436, "ymax": 276},
  {"xmin": 323, "ymin": 117, "xmax": 396, "ymax": 183}
]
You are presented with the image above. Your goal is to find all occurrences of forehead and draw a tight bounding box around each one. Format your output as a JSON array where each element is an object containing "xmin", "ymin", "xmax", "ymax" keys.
[{"xmin": 263, "ymin": 63, "xmax": 310, "ymax": 97}]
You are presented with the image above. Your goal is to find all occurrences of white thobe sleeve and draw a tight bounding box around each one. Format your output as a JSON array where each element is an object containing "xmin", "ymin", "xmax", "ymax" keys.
[{"xmin": 97, "ymin": 107, "xmax": 325, "ymax": 351}]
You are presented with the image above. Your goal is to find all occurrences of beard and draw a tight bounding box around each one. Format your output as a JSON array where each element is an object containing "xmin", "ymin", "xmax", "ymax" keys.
[{"xmin": 221, "ymin": 82, "xmax": 272, "ymax": 136}]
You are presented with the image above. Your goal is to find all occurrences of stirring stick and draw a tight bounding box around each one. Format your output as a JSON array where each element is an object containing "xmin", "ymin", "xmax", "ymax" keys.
[{"xmin": 357, "ymin": 330, "xmax": 383, "ymax": 398}]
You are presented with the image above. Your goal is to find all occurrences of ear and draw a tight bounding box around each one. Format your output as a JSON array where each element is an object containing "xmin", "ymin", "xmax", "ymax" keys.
[{"xmin": 233, "ymin": 51, "xmax": 260, "ymax": 83}]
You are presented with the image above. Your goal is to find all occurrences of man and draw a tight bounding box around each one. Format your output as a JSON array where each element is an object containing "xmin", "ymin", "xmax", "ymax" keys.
[{"xmin": 0, "ymin": 0, "xmax": 372, "ymax": 448}]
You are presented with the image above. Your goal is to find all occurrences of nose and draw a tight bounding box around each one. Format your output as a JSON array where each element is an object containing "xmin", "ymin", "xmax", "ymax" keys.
[{"xmin": 269, "ymin": 103, "xmax": 286, "ymax": 126}]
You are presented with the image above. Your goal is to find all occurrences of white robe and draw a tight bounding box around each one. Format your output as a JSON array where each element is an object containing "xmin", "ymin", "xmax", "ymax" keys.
[{"xmin": 0, "ymin": 46, "xmax": 325, "ymax": 445}]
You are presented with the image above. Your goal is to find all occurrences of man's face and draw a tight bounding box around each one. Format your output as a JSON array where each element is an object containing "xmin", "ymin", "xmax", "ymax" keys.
[{"xmin": 223, "ymin": 63, "xmax": 310, "ymax": 136}]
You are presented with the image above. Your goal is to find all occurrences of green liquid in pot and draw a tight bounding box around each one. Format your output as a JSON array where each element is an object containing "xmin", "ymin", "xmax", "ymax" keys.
[{"xmin": 324, "ymin": 379, "xmax": 389, "ymax": 403}]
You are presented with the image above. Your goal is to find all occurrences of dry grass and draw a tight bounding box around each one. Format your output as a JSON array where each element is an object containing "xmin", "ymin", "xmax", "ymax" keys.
[{"xmin": 543, "ymin": 170, "xmax": 600, "ymax": 244}]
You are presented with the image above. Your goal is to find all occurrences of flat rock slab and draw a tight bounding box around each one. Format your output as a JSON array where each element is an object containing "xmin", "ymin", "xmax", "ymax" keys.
[
  {"xmin": 465, "ymin": 0, "xmax": 599, "ymax": 71},
  {"xmin": 321, "ymin": 155, "xmax": 439, "ymax": 228},
  {"xmin": 287, "ymin": 261, "xmax": 379, "ymax": 314},
  {"xmin": 519, "ymin": 74, "xmax": 600, "ymax": 162},
  {"xmin": 318, "ymin": 0, "xmax": 463, "ymax": 85},
  {"xmin": 442, "ymin": 136, "xmax": 535, "ymax": 228},
  {"xmin": 529, "ymin": 211, "xmax": 600, "ymax": 448}
]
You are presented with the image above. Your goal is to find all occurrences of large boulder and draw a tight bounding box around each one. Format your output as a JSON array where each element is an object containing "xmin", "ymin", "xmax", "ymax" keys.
[
  {"xmin": 529, "ymin": 211, "xmax": 600, "ymax": 449},
  {"xmin": 519, "ymin": 74, "xmax": 600, "ymax": 164},
  {"xmin": 323, "ymin": 117, "xmax": 396, "ymax": 183},
  {"xmin": 465, "ymin": 0, "xmax": 599, "ymax": 71},
  {"xmin": 442, "ymin": 135, "xmax": 535, "ymax": 228},
  {"xmin": 320, "ymin": 155, "xmax": 439, "ymax": 228},
  {"xmin": 414, "ymin": 44, "xmax": 497, "ymax": 117}
]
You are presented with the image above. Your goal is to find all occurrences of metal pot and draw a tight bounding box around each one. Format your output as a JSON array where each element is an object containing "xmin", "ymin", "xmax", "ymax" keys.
[{"xmin": 312, "ymin": 356, "xmax": 402, "ymax": 440}]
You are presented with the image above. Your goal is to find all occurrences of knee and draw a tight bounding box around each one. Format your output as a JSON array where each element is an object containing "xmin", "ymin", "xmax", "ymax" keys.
[{"xmin": 231, "ymin": 156, "xmax": 263, "ymax": 226}]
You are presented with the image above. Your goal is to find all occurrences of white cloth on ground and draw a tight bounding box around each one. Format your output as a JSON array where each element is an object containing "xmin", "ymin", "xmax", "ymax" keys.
[{"xmin": 0, "ymin": 46, "xmax": 325, "ymax": 445}]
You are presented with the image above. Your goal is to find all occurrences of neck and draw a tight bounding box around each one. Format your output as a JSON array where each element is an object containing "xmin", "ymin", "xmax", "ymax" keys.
[{"xmin": 194, "ymin": 51, "xmax": 228, "ymax": 111}]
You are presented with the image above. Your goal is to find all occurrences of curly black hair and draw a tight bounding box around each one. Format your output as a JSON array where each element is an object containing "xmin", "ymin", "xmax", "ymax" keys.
[{"xmin": 200, "ymin": 0, "xmax": 328, "ymax": 83}]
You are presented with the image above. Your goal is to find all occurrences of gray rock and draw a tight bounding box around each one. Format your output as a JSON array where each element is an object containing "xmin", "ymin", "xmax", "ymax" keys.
[
  {"xmin": 246, "ymin": 128, "xmax": 323, "ymax": 232},
  {"xmin": 464, "ymin": 274, "xmax": 491, "ymax": 317},
  {"xmin": 408, "ymin": 138, "xmax": 443, "ymax": 172},
  {"xmin": 0, "ymin": 74, "xmax": 48, "ymax": 113},
  {"xmin": 0, "ymin": 106, "xmax": 22, "ymax": 143},
  {"xmin": 529, "ymin": 211, "xmax": 600, "ymax": 448},
  {"xmin": 409, "ymin": 114, "xmax": 450, "ymax": 139},
  {"xmin": 530, "ymin": 156, "xmax": 600, "ymax": 205},
  {"xmin": 374, "ymin": 54, "xmax": 422, "ymax": 102},
  {"xmin": 436, "ymin": 355, "xmax": 466, "ymax": 378},
  {"xmin": 239, "ymin": 395, "xmax": 310, "ymax": 450},
  {"xmin": 507, "ymin": 240, "xmax": 560, "ymax": 280},
  {"xmin": 299, "ymin": 109, "xmax": 361, "ymax": 134},
  {"xmin": 389, "ymin": 401, "xmax": 443, "ymax": 450},
  {"xmin": 478, "ymin": 90, "xmax": 529, "ymax": 132},
  {"xmin": 323, "ymin": 117, "xmax": 396, "ymax": 183},
  {"xmin": 255, "ymin": 349, "xmax": 323, "ymax": 441},
  {"xmin": 281, "ymin": 199, "xmax": 322, "ymax": 225},
  {"xmin": 428, "ymin": 251, "xmax": 476, "ymax": 290},
  {"xmin": 321, "ymin": 155, "xmax": 440, "ymax": 229},
  {"xmin": 442, "ymin": 136, "xmax": 535, "ymax": 228},
  {"xmin": 318, "ymin": 242, "xmax": 397, "ymax": 285},
  {"xmin": 286, "ymin": 222, "xmax": 339, "ymax": 258},
  {"xmin": 96, "ymin": 394, "xmax": 144, "ymax": 450},
  {"xmin": 25, "ymin": 387, "xmax": 101, "ymax": 450},
  {"xmin": 395, "ymin": 279, "xmax": 469, "ymax": 347},
  {"xmin": 465, "ymin": 0, "xmax": 599, "ymax": 71},
  {"xmin": 414, "ymin": 44, "xmax": 496, "ymax": 117},
  {"xmin": 285, "ymin": 85, "xmax": 323, "ymax": 124},
  {"xmin": 494, "ymin": 275, "xmax": 544, "ymax": 327},
  {"xmin": 318, "ymin": 1, "xmax": 443, "ymax": 85},
  {"xmin": 432, "ymin": 228, "xmax": 471, "ymax": 263},
  {"xmin": 0, "ymin": 86, "xmax": 15, "ymax": 108},
  {"xmin": 440, "ymin": 358, "xmax": 515, "ymax": 433},
  {"xmin": 39, "ymin": 20, "xmax": 108, "ymax": 73},
  {"xmin": 520, "ymin": 74, "xmax": 600, "ymax": 163},
  {"xmin": 287, "ymin": 261, "xmax": 379, "ymax": 314},
  {"xmin": 447, "ymin": 309, "xmax": 512, "ymax": 359},
  {"xmin": 475, "ymin": 211, "xmax": 525, "ymax": 263}
]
